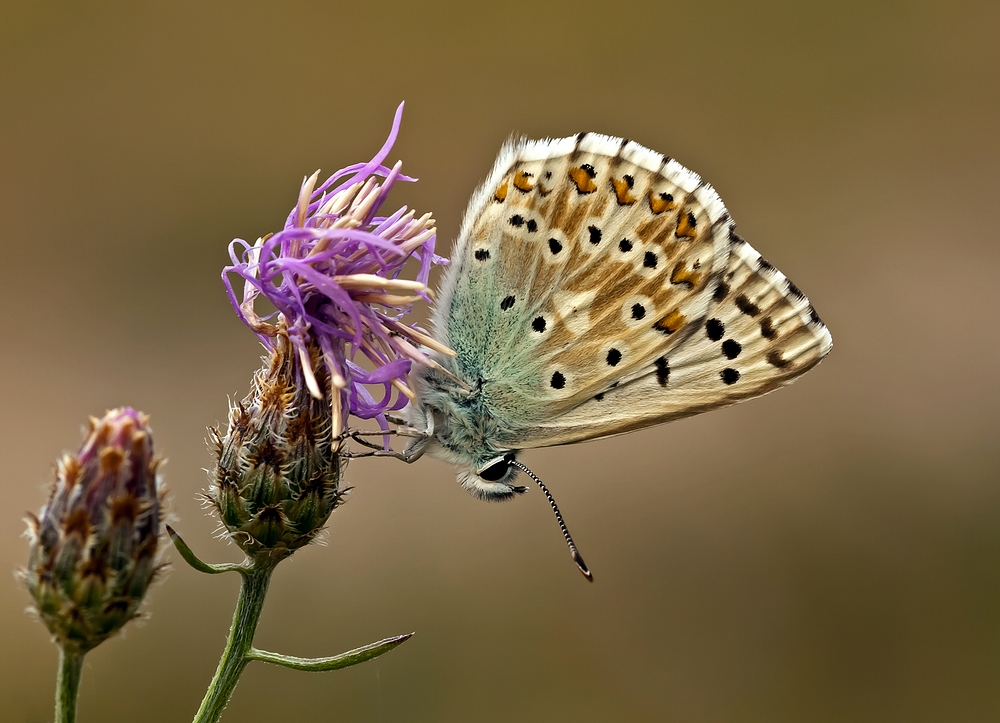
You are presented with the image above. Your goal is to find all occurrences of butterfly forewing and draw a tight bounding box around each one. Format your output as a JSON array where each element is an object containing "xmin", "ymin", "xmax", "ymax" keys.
[{"xmin": 442, "ymin": 134, "xmax": 733, "ymax": 432}]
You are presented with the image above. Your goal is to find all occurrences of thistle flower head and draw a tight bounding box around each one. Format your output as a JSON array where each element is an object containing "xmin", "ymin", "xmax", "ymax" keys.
[
  {"xmin": 207, "ymin": 337, "xmax": 346, "ymax": 564},
  {"xmin": 24, "ymin": 408, "xmax": 164, "ymax": 653},
  {"xmin": 223, "ymin": 103, "xmax": 449, "ymax": 433}
]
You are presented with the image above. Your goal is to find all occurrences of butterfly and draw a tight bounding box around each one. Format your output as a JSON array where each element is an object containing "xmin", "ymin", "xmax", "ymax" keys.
[{"xmin": 392, "ymin": 132, "xmax": 832, "ymax": 578}]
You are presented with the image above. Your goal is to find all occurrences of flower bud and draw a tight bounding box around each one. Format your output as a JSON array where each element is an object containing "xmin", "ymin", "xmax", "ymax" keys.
[
  {"xmin": 208, "ymin": 337, "xmax": 346, "ymax": 565},
  {"xmin": 25, "ymin": 408, "xmax": 165, "ymax": 653}
]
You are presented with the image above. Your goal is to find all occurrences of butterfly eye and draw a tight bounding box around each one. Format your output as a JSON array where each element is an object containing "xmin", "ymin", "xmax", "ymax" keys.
[{"xmin": 478, "ymin": 454, "xmax": 513, "ymax": 481}]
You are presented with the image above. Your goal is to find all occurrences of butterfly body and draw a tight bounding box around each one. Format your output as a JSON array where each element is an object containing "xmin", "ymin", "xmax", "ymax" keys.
[{"xmin": 407, "ymin": 133, "xmax": 831, "ymax": 501}]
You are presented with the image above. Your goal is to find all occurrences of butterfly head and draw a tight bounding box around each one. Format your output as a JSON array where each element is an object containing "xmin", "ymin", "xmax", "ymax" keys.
[
  {"xmin": 458, "ymin": 451, "xmax": 527, "ymax": 501},
  {"xmin": 405, "ymin": 383, "xmax": 527, "ymax": 501},
  {"xmin": 422, "ymin": 421, "xmax": 528, "ymax": 501}
]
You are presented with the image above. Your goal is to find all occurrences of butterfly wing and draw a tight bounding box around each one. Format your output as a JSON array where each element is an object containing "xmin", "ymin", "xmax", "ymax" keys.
[
  {"xmin": 521, "ymin": 231, "xmax": 833, "ymax": 446},
  {"xmin": 433, "ymin": 134, "xmax": 734, "ymax": 434},
  {"xmin": 426, "ymin": 132, "xmax": 830, "ymax": 456}
]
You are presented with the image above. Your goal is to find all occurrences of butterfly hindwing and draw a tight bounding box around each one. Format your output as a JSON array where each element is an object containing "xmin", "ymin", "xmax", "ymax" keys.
[{"xmin": 520, "ymin": 229, "xmax": 833, "ymax": 446}]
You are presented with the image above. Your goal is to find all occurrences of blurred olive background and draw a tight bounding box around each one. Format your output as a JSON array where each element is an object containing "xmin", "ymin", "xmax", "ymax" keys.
[{"xmin": 2, "ymin": 1, "xmax": 998, "ymax": 721}]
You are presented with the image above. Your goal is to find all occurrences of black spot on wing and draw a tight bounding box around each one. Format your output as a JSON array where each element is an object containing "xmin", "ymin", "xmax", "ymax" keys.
[
  {"xmin": 706, "ymin": 318, "xmax": 724, "ymax": 341},
  {"xmin": 532, "ymin": 316, "xmax": 546, "ymax": 332},
  {"xmin": 474, "ymin": 249, "xmax": 490, "ymax": 261},
  {"xmin": 766, "ymin": 350, "xmax": 789, "ymax": 368},
  {"xmin": 643, "ymin": 251, "xmax": 657, "ymax": 269},
  {"xmin": 655, "ymin": 357, "xmax": 670, "ymax": 386},
  {"xmin": 735, "ymin": 294, "xmax": 760, "ymax": 317},
  {"xmin": 721, "ymin": 368, "xmax": 740, "ymax": 385},
  {"xmin": 606, "ymin": 348, "xmax": 622, "ymax": 366},
  {"xmin": 760, "ymin": 317, "xmax": 776, "ymax": 339},
  {"xmin": 757, "ymin": 256, "xmax": 775, "ymax": 272},
  {"xmin": 631, "ymin": 303, "xmax": 646, "ymax": 320},
  {"xmin": 588, "ymin": 225, "xmax": 602, "ymax": 245},
  {"xmin": 721, "ymin": 339, "xmax": 742, "ymax": 359},
  {"xmin": 550, "ymin": 371, "xmax": 566, "ymax": 389},
  {"xmin": 548, "ymin": 238, "xmax": 562, "ymax": 254},
  {"xmin": 500, "ymin": 295, "xmax": 515, "ymax": 311},
  {"xmin": 619, "ymin": 238, "xmax": 633, "ymax": 252}
]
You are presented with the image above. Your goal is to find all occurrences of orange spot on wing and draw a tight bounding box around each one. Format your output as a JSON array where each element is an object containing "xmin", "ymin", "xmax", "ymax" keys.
[
  {"xmin": 494, "ymin": 180, "xmax": 508, "ymax": 202},
  {"xmin": 513, "ymin": 171, "xmax": 534, "ymax": 193},
  {"xmin": 611, "ymin": 177, "xmax": 637, "ymax": 205},
  {"xmin": 675, "ymin": 210, "xmax": 698, "ymax": 239},
  {"xmin": 569, "ymin": 166, "xmax": 597, "ymax": 194},
  {"xmin": 669, "ymin": 263, "xmax": 702, "ymax": 289},
  {"xmin": 653, "ymin": 310, "xmax": 686, "ymax": 335},
  {"xmin": 648, "ymin": 191, "xmax": 676, "ymax": 214}
]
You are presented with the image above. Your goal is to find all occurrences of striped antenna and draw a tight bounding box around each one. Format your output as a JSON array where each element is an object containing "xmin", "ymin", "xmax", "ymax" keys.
[{"xmin": 510, "ymin": 460, "xmax": 593, "ymax": 582}]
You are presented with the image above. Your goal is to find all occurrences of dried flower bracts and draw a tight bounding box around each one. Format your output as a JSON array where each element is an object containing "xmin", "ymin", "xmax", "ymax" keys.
[
  {"xmin": 25, "ymin": 408, "xmax": 165, "ymax": 653},
  {"xmin": 207, "ymin": 337, "xmax": 346, "ymax": 563}
]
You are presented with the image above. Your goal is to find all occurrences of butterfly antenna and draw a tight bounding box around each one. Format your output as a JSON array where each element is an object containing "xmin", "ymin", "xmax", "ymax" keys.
[{"xmin": 509, "ymin": 460, "xmax": 593, "ymax": 582}]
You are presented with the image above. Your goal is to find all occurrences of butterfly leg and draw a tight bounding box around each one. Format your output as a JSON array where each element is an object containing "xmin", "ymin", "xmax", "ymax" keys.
[
  {"xmin": 398, "ymin": 410, "xmax": 434, "ymax": 463},
  {"xmin": 398, "ymin": 432, "xmax": 430, "ymax": 463},
  {"xmin": 348, "ymin": 434, "xmax": 387, "ymax": 452},
  {"xmin": 343, "ymin": 446, "xmax": 427, "ymax": 463},
  {"xmin": 345, "ymin": 422, "xmax": 433, "ymax": 463},
  {"xmin": 342, "ymin": 436, "xmax": 413, "ymax": 461},
  {"xmin": 350, "ymin": 427, "xmax": 426, "ymax": 439}
]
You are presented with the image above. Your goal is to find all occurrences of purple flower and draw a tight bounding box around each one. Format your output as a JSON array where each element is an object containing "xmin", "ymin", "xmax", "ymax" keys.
[{"xmin": 224, "ymin": 103, "xmax": 450, "ymax": 432}]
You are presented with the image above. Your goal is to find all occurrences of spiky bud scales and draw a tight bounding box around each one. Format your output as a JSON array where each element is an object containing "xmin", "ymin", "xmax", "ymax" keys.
[
  {"xmin": 208, "ymin": 337, "xmax": 346, "ymax": 565},
  {"xmin": 25, "ymin": 408, "xmax": 165, "ymax": 653}
]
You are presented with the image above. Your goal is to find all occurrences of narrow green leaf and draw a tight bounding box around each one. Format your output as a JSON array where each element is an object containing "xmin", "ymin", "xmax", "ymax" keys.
[
  {"xmin": 247, "ymin": 633, "xmax": 414, "ymax": 672},
  {"xmin": 166, "ymin": 525, "xmax": 245, "ymax": 575}
]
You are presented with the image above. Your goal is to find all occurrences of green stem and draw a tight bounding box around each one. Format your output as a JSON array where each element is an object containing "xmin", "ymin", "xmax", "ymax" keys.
[
  {"xmin": 192, "ymin": 566, "xmax": 273, "ymax": 723},
  {"xmin": 55, "ymin": 647, "xmax": 84, "ymax": 723},
  {"xmin": 184, "ymin": 535, "xmax": 415, "ymax": 722}
]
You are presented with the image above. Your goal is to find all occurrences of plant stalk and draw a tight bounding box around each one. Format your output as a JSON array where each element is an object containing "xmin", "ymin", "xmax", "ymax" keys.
[
  {"xmin": 55, "ymin": 647, "xmax": 84, "ymax": 723},
  {"xmin": 192, "ymin": 565, "xmax": 273, "ymax": 723}
]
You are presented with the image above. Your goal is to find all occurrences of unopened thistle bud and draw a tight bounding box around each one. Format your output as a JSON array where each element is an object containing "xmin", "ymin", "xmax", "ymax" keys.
[
  {"xmin": 25, "ymin": 408, "xmax": 165, "ymax": 654},
  {"xmin": 207, "ymin": 336, "xmax": 346, "ymax": 565}
]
